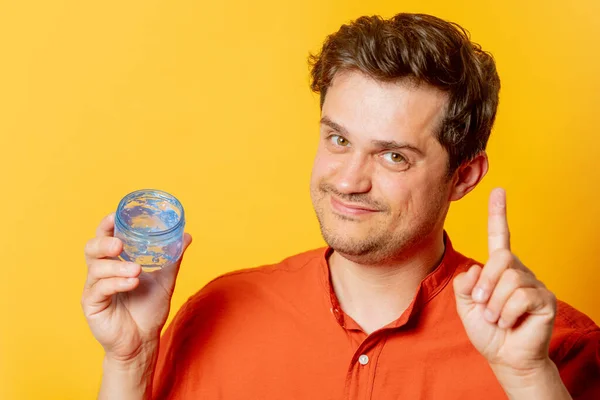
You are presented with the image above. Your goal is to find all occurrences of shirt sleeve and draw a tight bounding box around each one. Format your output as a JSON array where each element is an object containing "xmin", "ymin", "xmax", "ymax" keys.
[
  {"xmin": 556, "ymin": 328, "xmax": 600, "ymax": 399},
  {"xmin": 151, "ymin": 298, "xmax": 193, "ymax": 400},
  {"xmin": 151, "ymin": 273, "xmax": 239, "ymax": 400}
]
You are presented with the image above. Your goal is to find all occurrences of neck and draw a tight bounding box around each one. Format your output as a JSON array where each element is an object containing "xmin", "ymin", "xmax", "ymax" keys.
[{"xmin": 328, "ymin": 230, "xmax": 446, "ymax": 335}]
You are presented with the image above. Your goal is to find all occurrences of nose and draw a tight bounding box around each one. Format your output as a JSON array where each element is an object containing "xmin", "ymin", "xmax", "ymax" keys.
[{"xmin": 331, "ymin": 153, "xmax": 372, "ymax": 195}]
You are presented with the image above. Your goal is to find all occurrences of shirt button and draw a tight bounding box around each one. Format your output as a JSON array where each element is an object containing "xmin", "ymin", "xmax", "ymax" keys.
[{"xmin": 358, "ymin": 354, "xmax": 369, "ymax": 365}]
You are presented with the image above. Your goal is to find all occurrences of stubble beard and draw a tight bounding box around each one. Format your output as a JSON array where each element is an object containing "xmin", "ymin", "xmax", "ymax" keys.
[{"xmin": 311, "ymin": 185, "xmax": 447, "ymax": 266}]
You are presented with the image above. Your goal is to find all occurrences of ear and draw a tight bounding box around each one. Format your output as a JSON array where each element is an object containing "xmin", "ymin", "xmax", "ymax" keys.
[{"xmin": 449, "ymin": 151, "xmax": 488, "ymax": 201}]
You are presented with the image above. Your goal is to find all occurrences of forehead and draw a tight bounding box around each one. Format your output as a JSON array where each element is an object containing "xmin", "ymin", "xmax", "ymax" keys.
[{"xmin": 321, "ymin": 71, "xmax": 448, "ymax": 146}]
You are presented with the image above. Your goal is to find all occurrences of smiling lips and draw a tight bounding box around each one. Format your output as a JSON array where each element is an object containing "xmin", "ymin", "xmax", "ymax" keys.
[{"xmin": 330, "ymin": 196, "xmax": 380, "ymax": 216}]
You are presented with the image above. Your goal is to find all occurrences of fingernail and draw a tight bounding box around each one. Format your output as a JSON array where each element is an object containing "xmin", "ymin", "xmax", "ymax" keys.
[
  {"xmin": 472, "ymin": 287, "xmax": 487, "ymax": 302},
  {"xmin": 484, "ymin": 308, "xmax": 496, "ymax": 322},
  {"xmin": 111, "ymin": 239, "xmax": 120, "ymax": 252}
]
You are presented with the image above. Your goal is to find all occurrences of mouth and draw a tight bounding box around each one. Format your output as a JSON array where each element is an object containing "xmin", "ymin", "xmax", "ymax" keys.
[{"xmin": 330, "ymin": 196, "xmax": 380, "ymax": 216}]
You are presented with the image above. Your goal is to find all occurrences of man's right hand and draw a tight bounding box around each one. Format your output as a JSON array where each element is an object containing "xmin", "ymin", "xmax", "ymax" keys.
[{"xmin": 81, "ymin": 212, "xmax": 193, "ymax": 365}]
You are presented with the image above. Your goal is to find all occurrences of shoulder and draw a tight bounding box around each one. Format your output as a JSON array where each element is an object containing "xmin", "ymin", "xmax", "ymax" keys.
[
  {"xmin": 193, "ymin": 247, "xmax": 325, "ymax": 296},
  {"xmin": 554, "ymin": 300, "xmax": 598, "ymax": 332},
  {"xmin": 205, "ymin": 246, "xmax": 326, "ymax": 285},
  {"xmin": 551, "ymin": 300, "xmax": 599, "ymax": 360},
  {"xmin": 550, "ymin": 300, "xmax": 600, "ymax": 397},
  {"xmin": 172, "ymin": 247, "xmax": 328, "ymax": 324}
]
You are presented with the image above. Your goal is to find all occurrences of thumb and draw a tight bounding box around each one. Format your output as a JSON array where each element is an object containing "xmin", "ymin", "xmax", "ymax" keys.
[
  {"xmin": 174, "ymin": 232, "xmax": 193, "ymax": 269},
  {"xmin": 453, "ymin": 265, "xmax": 482, "ymax": 309},
  {"xmin": 182, "ymin": 232, "xmax": 193, "ymax": 253}
]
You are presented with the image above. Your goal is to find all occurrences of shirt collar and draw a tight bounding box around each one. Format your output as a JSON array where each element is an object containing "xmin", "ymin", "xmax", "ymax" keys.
[{"xmin": 319, "ymin": 231, "xmax": 460, "ymax": 331}]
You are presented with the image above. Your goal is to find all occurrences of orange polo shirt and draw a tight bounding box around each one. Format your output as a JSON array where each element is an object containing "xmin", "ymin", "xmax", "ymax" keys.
[{"xmin": 152, "ymin": 235, "xmax": 600, "ymax": 399}]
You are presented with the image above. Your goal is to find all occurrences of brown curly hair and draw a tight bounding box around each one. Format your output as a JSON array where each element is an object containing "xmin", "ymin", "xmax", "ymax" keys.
[{"xmin": 309, "ymin": 13, "xmax": 501, "ymax": 173}]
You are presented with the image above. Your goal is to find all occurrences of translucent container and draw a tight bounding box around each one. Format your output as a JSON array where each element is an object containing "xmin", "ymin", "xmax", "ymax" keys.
[{"xmin": 114, "ymin": 189, "xmax": 185, "ymax": 272}]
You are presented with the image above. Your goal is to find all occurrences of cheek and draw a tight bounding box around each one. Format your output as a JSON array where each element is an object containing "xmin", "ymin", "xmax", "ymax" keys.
[
  {"xmin": 377, "ymin": 180, "xmax": 402, "ymax": 207},
  {"xmin": 375, "ymin": 171, "xmax": 439, "ymax": 218},
  {"xmin": 311, "ymin": 147, "xmax": 339, "ymax": 184},
  {"xmin": 404, "ymin": 174, "xmax": 449, "ymax": 219},
  {"xmin": 375, "ymin": 173, "xmax": 410, "ymax": 211}
]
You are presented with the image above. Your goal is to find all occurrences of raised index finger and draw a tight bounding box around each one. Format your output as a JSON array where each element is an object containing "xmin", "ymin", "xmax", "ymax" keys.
[{"xmin": 488, "ymin": 188, "xmax": 510, "ymax": 255}]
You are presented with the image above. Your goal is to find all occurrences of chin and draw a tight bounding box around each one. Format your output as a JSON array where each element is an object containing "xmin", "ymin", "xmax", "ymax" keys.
[
  {"xmin": 319, "ymin": 220, "xmax": 388, "ymax": 259},
  {"xmin": 319, "ymin": 216, "xmax": 435, "ymax": 266}
]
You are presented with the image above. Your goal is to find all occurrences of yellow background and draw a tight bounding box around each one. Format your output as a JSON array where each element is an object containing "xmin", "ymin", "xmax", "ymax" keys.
[{"xmin": 1, "ymin": 0, "xmax": 599, "ymax": 398}]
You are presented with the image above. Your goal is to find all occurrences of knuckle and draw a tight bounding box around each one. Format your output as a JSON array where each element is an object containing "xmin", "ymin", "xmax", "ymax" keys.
[
  {"xmin": 547, "ymin": 290, "xmax": 557, "ymax": 306},
  {"xmin": 499, "ymin": 249, "xmax": 514, "ymax": 265},
  {"xmin": 512, "ymin": 287, "xmax": 529, "ymax": 304},
  {"xmin": 102, "ymin": 236, "xmax": 115, "ymax": 249},
  {"xmin": 93, "ymin": 278, "xmax": 109, "ymax": 295},
  {"xmin": 503, "ymin": 268, "xmax": 521, "ymax": 286},
  {"xmin": 80, "ymin": 291, "xmax": 89, "ymax": 309},
  {"xmin": 84, "ymin": 239, "xmax": 96, "ymax": 256},
  {"xmin": 503, "ymin": 299, "xmax": 521, "ymax": 317},
  {"xmin": 87, "ymin": 262, "xmax": 99, "ymax": 279},
  {"xmin": 489, "ymin": 248, "xmax": 513, "ymax": 267}
]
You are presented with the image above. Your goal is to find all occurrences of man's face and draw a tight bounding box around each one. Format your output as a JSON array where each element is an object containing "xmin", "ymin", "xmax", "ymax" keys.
[{"xmin": 310, "ymin": 70, "xmax": 454, "ymax": 265}]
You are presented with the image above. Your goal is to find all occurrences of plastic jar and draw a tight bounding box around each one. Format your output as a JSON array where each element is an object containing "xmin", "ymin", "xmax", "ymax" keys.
[{"xmin": 114, "ymin": 189, "xmax": 185, "ymax": 271}]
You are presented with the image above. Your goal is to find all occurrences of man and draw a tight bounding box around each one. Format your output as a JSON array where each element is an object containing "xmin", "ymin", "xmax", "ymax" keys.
[{"xmin": 82, "ymin": 13, "xmax": 600, "ymax": 399}]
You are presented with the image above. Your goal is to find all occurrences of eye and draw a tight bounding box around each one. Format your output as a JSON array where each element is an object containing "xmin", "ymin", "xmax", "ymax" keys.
[
  {"xmin": 382, "ymin": 152, "xmax": 406, "ymax": 164},
  {"xmin": 328, "ymin": 134, "xmax": 350, "ymax": 147}
]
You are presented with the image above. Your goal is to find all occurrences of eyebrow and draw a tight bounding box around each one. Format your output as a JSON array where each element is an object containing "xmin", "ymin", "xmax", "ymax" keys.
[{"xmin": 320, "ymin": 116, "xmax": 425, "ymax": 156}]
